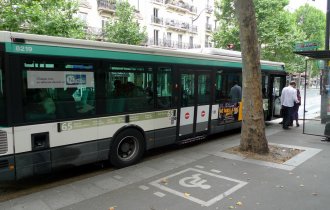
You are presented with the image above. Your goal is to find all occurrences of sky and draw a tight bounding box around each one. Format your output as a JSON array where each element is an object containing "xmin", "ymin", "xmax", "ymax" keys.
[{"xmin": 287, "ymin": 0, "xmax": 327, "ymax": 13}]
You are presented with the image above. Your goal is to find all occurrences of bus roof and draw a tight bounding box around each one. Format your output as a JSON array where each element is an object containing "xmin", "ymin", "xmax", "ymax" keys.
[{"xmin": 0, "ymin": 31, "xmax": 285, "ymax": 71}]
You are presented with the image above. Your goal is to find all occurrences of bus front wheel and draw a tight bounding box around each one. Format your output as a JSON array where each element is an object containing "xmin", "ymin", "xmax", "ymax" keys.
[{"xmin": 110, "ymin": 128, "xmax": 145, "ymax": 168}]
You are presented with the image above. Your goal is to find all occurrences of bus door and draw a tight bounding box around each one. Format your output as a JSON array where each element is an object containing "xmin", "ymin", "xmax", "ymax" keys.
[
  {"xmin": 178, "ymin": 71, "xmax": 212, "ymax": 140},
  {"xmin": 271, "ymin": 76, "xmax": 285, "ymax": 117}
]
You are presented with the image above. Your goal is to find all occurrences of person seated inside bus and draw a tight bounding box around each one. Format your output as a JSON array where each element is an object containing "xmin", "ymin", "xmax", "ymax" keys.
[
  {"xmin": 107, "ymin": 80, "xmax": 125, "ymax": 114},
  {"xmin": 56, "ymin": 88, "xmax": 78, "ymax": 118},
  {"xmin": 76, "ymin": 88, "xmax": 95, "ymax": 114},
  {"xmin": 25, "ymin": 89, "xmax": 56, "ymax": 121},
  {"xmin": 125, "ymin": 82, "xmax": 147, "ymax": 111},
  {"xmin": 112, "ymin": 79, "xmax": 123, "ymax": 98}
]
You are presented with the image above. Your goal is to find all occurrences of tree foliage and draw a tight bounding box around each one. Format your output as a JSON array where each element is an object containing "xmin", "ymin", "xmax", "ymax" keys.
[
  {"xmin": 293, "ymin": 4, "xmax": 326, "ymax": 75},
  {"xmin": 104, "ymin": 1, "xmax": 147, "ymax": 45},
  {"xmin": 213, "ymin": 0, "xmax": 319, "ymax": 73},
  {"xmin": 0, "ymin": 0, "xmax": 86, "ymax": 38},
  {"xmin": 294, "ymin": 4, "xmax": 325, "ymax": 49}
]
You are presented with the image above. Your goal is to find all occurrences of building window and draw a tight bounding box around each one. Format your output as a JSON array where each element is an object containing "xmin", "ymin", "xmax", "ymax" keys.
[
  {"xmin": 101, "ymin": 18, "xmax": 109, "ymax": 31},
  {"xmin": 154, "ymin": 30, "xmax": 159, "ymax": 45},
  {"xmin": 178, "ymin": 34, "xmax": 183, "ymax": 48},
  {"xmin": 205, "ymin": 35, "xmax": 210, "ymax": 47},
  {"xmin": 153, "ymin": 8, "xmax": 158, "ymax": 18},
  {"xmin": 166, "ymin": 32, "xmax": 172, "ymax": 47},
  {"xmin": 189, "ymin": 36, "xmax": 193, "ymax": 49}
]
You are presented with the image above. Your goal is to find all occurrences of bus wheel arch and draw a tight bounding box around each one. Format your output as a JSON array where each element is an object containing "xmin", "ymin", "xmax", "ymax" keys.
[{"xmin": 109, "ymin": 126, "xmax": 146, "ymax": 168}]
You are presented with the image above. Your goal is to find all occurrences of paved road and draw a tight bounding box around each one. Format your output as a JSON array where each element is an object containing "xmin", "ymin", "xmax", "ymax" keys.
[
  {"xmin": 299, "ymin": 88, "xmax": 320, "ymax": 119},
  {"xmin": 0, "ymin": 124, "xmax": 328, "ymax": 210}
]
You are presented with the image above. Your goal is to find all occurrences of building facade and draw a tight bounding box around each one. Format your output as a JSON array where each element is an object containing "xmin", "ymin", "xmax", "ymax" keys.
[{"xmin": 78, "ymin": 0, "xmax": 217, "ymax": 49}]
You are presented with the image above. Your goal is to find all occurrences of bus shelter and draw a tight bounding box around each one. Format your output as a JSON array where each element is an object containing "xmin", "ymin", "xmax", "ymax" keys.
[{"xmin": 294, "ymin": 50, "xmax": 330, "ymax": 140}]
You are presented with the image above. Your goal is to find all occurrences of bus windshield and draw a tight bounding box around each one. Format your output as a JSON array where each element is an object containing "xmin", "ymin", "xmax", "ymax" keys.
[{"xmin": 0, "ymin": 56, "xmax": 5, "ymax": 124}]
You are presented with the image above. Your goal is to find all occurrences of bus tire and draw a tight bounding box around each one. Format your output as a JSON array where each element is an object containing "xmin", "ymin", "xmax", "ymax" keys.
[{"xmin": 110, "ymin": 128, "xmax": 145, "ymax": 168}]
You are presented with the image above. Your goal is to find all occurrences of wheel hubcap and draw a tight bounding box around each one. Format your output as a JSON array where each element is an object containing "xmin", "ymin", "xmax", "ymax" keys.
[{"xmin": 117, "ymin": 136, "xmax": 138, "ymax": 161}]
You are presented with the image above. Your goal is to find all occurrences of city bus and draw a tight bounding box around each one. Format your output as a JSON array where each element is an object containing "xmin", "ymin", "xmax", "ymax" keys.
[{"xmin": 0, "ymin": 31, "xmax": 286, "ymax": 181}]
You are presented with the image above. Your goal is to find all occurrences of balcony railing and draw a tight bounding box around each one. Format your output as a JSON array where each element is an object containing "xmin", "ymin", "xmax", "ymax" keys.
[
  {"xmin": 151, "ymin": 0, "xmax": 164, "ymax": 4},
  {"xmin": 165, "ymin": 0, "xmax": 197, "ymax": 14},
  {"xmin": 205, "ymin": 42, "xmax": 213, "ymax": 48},
  {"xmin": 206, "ymin": 5, "xmax": 213, "ymax": 13},
  {"xmin": 165, "ymin": 18, "xmax": 197, "ymax": 33},
  {"xmin": 151, "ymin": 16, "xmax": 164, "ymax": 25},
  {"xmin": 147, "ymin": 38, "xmax": 201, "ymax": 49},
  {"xmin": 97, "ymin": 0, "xmax": 116, "ymax": 14}
]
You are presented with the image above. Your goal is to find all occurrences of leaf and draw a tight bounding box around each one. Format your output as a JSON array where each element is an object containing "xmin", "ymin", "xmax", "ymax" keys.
[
  {"xmin": 228, "ymin": 206, "xmax": 235, "ymax": 209},
  {"xmin": 161, "ymin": 178, "xmax": 168, "ymax": 185},
  {"xmin": 236, "ymin": 201, "xmax": 243, "ymax": 206},
  {"xmin": 109, "ymin": 207, "xmax": 116, "ymax": 210},
  {"xmin": 184, "ymin": 192, "xmax": 190, "ymax": 197}
]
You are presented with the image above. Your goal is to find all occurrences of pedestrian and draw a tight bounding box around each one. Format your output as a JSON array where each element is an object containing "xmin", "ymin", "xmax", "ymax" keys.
[
  {"xmin": 291, "ymin": 85, "xmax": 301, "ymax": 127},
  {"xmin": 229, "ymin": 81, "xmax": 242, "ymax": 103},
  {"xmin": 280, "ymin": 81, "xmax": 299, "ymax": 129}
]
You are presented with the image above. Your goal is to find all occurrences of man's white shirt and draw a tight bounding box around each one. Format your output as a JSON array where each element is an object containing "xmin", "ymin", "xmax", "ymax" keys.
[{"xmin": 281, "ymin": 86, "xmax": 298, "ymax": 107}]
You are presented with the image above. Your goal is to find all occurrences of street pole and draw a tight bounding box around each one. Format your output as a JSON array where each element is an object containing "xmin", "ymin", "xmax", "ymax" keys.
[
  {"xmin": 321, "ymin": 0, "xmax": 330, "ymax": 124},
  {"xmin": 326, "ymin": 0, "xmax": 330, "ymax": 50}
]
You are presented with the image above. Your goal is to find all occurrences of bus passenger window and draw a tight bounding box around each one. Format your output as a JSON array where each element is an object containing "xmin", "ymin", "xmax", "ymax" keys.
[
  {"xmin": 156, "ymin": 67, "xmax": 172, "ymax": 109},
  {"xmin": 25, "ymin": 88, "xmax": 56, "ymax": 121},
  {"xmin": 106, "ymin": 65, "xmax": 153, "ymax": 114},
  {"xmin": 22, "ymin": 61, "xmax": 95, "ymax": 122},
  {"xmin": 215, "ymin": 72, "xmax": 224, "ymax": 103}
]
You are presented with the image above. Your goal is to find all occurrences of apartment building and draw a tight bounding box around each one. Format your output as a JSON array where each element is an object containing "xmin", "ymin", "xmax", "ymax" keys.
[{"xmin": 78, "ymin": 0, "xmax": 217, "ymax": 49}]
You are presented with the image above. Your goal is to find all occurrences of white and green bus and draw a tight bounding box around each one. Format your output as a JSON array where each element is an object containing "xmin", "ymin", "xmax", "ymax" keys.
[{"xmin": 0, "ymin": 31, "xmax": 286, "ymax": 181}]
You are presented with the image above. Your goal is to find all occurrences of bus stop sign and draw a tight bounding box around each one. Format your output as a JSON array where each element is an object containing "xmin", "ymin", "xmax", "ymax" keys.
[{"xmin": 294, "ymin": 41, "xmax": 319, "ymax": 51}]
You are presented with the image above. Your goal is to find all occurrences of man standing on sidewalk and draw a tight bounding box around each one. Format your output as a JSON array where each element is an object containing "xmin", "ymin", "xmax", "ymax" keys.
[{"xmin": 281, "ymin": 81, "xmax": 299, "ymax": 129}]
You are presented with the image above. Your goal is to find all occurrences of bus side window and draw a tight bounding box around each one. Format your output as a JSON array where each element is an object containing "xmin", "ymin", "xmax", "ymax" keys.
[
  {"xmin": 25, "ymin": 88, "xmax": 56, "ymax": 121},
  {"xmin": 106, "ymin": 65, "xmax": 153, "ymax": 114},
  {"xmin": 156, "ymin": 67, "xmax": 172, "ymax": 109}
]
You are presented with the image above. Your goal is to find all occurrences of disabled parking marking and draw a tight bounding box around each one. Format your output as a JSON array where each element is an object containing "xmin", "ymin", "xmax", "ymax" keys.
[
  {"xmin": 154, "ymin": 192, "xmax": 166, "ymax": 197},
  {"xmin": 149, "ymin": 168, "xmax": 248, "ymax": 207},
  {"xmin": 139, "ymin": 185, "xmax": 149, "ymax": 190},
  {"xmin": 210, "ymin": 169, "xmax": 221, "ymax": 173},
  {"xmin": 179, "ymin": 173, "xmax": 211, "ymax": 189}
]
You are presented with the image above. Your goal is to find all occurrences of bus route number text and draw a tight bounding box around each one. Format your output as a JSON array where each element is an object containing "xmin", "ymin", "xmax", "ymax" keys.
[
  {"xmin": 15, "ymin": 45, "xmax": 33, "ymax": 53},
  {"xmin": 61, "ymin": 122, "xmax": 73, "ymax": 132}
]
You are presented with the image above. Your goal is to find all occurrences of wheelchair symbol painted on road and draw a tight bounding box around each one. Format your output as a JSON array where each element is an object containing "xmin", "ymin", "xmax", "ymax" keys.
[
  {"xmin": 150, "ymin": 168, "xmax": 248, "ymax": 207},
  {"xmin": 179, "ymin": 173, "xmax": 211, "ymax": 189}
]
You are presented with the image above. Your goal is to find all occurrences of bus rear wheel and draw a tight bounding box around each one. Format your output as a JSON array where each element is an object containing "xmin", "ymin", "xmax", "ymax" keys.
[{"xmin": 110, "ymin": 128, "xmax": 145, "ymax": 168}]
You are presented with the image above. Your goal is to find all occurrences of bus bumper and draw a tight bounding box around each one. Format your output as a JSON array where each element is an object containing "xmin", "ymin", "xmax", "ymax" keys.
[{"xmin": 0, "ymin": 155, "xmax": 15, "ymax": 181}]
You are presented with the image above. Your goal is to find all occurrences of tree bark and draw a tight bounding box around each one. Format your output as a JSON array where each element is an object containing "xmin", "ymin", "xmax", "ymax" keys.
[{"xmin": 234, "ymin": 0, "xmax": 269, "ymax": 154}]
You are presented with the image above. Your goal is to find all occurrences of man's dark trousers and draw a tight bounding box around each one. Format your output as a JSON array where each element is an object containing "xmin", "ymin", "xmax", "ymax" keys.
[{"xmin": 282, "ymin": 105, "xmax": 293, "ymax": 129}]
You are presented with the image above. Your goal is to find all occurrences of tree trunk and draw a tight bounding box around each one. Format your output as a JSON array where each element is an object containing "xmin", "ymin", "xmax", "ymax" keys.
[{"xmin": 234, "ymin": 0, "xmax": 269, "ymax": 154}]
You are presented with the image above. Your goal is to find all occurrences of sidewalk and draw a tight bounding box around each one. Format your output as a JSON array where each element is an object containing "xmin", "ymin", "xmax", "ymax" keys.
[{"xmin": 1, "ymin": 122, "xmax": 329, "ymax": 210}]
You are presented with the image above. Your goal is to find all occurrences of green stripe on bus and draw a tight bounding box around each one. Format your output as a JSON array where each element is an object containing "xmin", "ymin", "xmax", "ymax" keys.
[
  {"xmin": 59, "ymin": 110, "xmax": 173, "ymax": 132},
  {"xmin": 6, "ymin": 43, "xmax": 283, "ymax": 71}
]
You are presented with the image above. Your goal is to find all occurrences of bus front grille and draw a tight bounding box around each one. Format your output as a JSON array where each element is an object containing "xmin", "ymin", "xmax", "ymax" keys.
[{"xmin": 0, "ymin": 131, "xmax": 8, "ymax": 155}]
